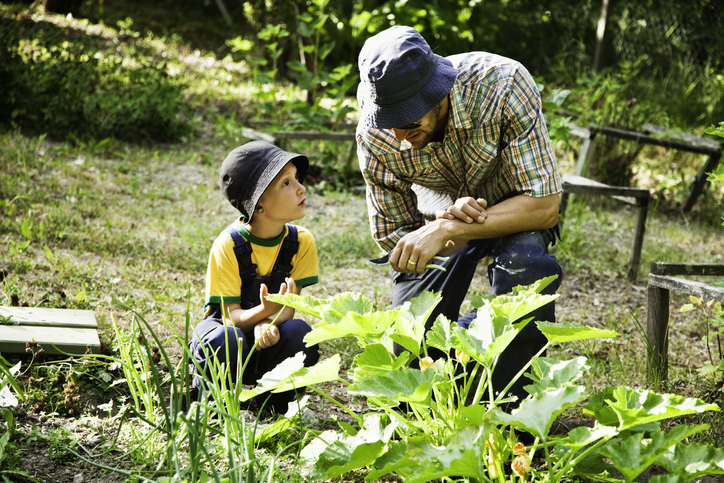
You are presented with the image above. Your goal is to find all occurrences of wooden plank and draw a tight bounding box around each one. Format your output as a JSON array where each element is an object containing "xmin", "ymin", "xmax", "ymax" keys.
[
  {"xmin": 651, "ymin": 262, "xmax": 724, "ymax": 277},
  {"xmin": 648, "ymin": 274, "xmax": 724, "ymax": 303},
  {"xmin": 562, "ymin": 173, "xmax": 650, "ymax": 201},
  {"xmin": 240, "ymin": 127, "xmax": 276, "ymax": 145},
  {"xmin": 642, "ymin": 124, "xmax": 722, "ymax": 151},
  {"xmin": 0, "ymin": 306, "xmax": 100, "ymax": 355},
  {"xmin": 0, "ymin": 325, "xmax": 100, "ymax": 355},
  {"xmin": 590, "ymin": 125, "xmax": 721, "ymax": 156},
  {"xmin": 0, "ymin": 306, "xmax": 97, "ymax": 329},
  {"xmin": 274, "ymin": 131, "xmax": 356, "ymax": 142}
]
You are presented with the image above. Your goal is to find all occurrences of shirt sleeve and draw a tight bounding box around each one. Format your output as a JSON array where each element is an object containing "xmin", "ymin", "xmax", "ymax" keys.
[
  {"xmin": 501, "ymin": 65, "xmax": 562, "ymax": 198},
  {"xmin": 290, "ymin": 226, "xmax": 319, "ymax": 288},
  {"xmin": 205, "ymin": 232, "xmax": 243, "ymax": 310},
  {"xmin": 357, "ymin": 132, "xmax": 425, "ymax": 253}
]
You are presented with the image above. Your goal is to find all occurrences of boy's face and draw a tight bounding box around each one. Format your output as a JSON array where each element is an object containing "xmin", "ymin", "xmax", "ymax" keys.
[{"xmin": 256, "ymin": 161, "xmax": 307, "ymax": 222}]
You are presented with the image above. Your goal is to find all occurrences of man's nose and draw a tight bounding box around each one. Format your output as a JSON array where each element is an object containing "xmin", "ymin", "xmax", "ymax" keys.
[{"xmin": 391, "ymin": 128, "xmax": 410, "ymax": 141}]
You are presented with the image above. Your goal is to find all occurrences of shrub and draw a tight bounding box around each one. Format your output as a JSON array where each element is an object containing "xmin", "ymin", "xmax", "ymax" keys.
[{"xmin": 0, "ymin": 17, "xmax": 193, "ymax": 143}]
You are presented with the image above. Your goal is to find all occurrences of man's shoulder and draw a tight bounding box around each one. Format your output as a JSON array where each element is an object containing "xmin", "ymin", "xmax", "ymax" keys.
[{"xmin": 448, "ymin": 52, "xmax": 523, "ymax": 86}]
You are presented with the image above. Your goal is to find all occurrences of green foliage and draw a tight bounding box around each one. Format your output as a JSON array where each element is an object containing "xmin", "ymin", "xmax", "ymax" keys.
[
  {"xmin": 0, "ymin": 356, "xmax": 24, "ymax": 408},
  {"xmin": 227, "ymin": 0, "xmax": 356, "ymax": 129},
  {"xmin": 264, "ymin": 280, "xmax": 723, "ymax": 482},
  {"xmin": 0, "ymin": 14, "xmax": 193, "ymax": 143},
  {"xmin": 0, "ymin": 422, "xmax": 36, "ymax": 483}
]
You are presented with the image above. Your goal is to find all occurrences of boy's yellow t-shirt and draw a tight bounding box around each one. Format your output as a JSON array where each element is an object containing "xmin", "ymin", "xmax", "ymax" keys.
[{"xmin": 204, "ymin": 219, "xmax": 318, "ymax": 315}]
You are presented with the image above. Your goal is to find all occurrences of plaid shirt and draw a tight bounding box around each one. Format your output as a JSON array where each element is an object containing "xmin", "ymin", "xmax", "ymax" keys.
[{"xmin": 357, "ymin": 52, "xmax": 562, "ymax": 252}]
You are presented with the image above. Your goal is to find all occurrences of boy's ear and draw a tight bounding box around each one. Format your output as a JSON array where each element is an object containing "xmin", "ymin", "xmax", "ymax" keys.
[{"xmin": 255, "ymin": 204, "xmax": 264, "ymax": 213}]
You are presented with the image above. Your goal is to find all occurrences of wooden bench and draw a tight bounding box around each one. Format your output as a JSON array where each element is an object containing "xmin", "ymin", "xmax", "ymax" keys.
[
  {"xmin": 560, "ymin": 173, "xmax": 650, "ymax": 282},
  {"xmin": 647, "ymin": 263, "xmax": 724, "ymax": 382},
  {"xmin": 574, "ymin": 123, "xmax": 722, "ymax": 212},
  {"xmin": 0, "ymin": 306, "xmax": 101, "ymax": 355}
]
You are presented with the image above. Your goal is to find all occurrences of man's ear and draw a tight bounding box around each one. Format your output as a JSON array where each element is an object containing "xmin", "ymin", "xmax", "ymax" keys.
[{"xmin": 255, "ymin": 204, "xmax": 264, "ymax": 213}]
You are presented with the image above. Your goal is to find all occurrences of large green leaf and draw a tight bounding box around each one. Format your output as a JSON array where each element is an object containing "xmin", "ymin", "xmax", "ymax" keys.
[
  {"xmin": 366, "ymin": 424, "xmax": 493, "ymax": 483},
  {"xmin": 538, "ymin": 321, "xmax": 618, "ymax": 343},
  {"xmin": 474, "ymin": 315, "xmax": 532, "ymax": 365},
  {"xmin": 524, "ymin": 356, "xmax": 589, "ymax": 395},
  {"xmin": 426, "ymin": 315, "xmax": 456, "ymax": 353},
  {"xmin": 599, "ymin": 425, "xmax": 707, "ymax": 482},
  {"xmin": 471, "ymin": 275, "xmax": 559, "ymax": 322},
  {"xmin": 266, "ymin": 292, "xmax": 325, "ymax": 318},
  {"xmin": 563, "ymin": 424, "xmax": 618, "ymax": 451},
  {"xmin": 570, "ymin": 450, "xmax": 620, "ymax": 482},
  {"xmin": 349, "ymin": 367, "xmax": 440, "ymax": 404},
  {"xmin": 304, "ymin": 414, "xmax": 398, "ymax": 480},
  {"xmin": 656, "ymin": 441, "xmax": 724, "ymax": 479},
  {"xmin": 584, "ymin": 387, "xmax": 720, "ymax": 430},
  {"xmin": 405, "ymin": 290, "xmax": 442, "ymax": 323},
  {"xmin": 304, "ymin": 309, "xmax": 400, "ymax": 345},
  {"xmin": 240, "ymin": 354, "xmax": 340, "ymax": 400},
  {"xmin": 492, "ymin": 385, "xmax": 587, "ymax": 440},
  {"xmin": 328, "ymin": 291, "xmax": 374, "ymax": 317},
  {"xmin": 388, "ymin": 332, "xmax": 421, "ymax": 357},
  {"xmin": 351, "ymin": 343, "xmax": 395, "ymax": 381},
  {"xmin": 388, "ymin": 292, "xmax": 440, "ymax": 356}
]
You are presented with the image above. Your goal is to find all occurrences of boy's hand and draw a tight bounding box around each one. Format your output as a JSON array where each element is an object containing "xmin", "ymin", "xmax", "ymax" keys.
[
  {"xmin": 436, "ymin": 197, "xmax": 487, "ymax": 223},
  {"xmin": 254, "ymin": 322, "xmax": 280, "ymax": 350},
  {"xmin": 259, "ymin": 278, "xmax": 297, "ymax": 316},
  {"xmin": 259, "ymin": 283, "xmax": 283, "ymax": 315}
]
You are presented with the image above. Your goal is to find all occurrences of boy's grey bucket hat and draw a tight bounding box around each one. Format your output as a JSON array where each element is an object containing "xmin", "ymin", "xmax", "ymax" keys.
[{"xmin": 219, "ymin": 141, "xmax": 309, "ymax": 222}]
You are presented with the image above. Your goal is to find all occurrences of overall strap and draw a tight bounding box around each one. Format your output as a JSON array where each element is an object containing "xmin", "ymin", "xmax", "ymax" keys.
[
  {"xmin": 223, "ymin": 225, "xmax": 257, "ymax": 288},
  {"xmin": 272, "ymin": 224, "xmax": 299, "ymax": 275}
]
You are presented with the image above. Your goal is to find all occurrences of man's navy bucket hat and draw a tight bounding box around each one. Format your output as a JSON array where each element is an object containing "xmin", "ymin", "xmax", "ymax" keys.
[{"xmin": 357, "ymin": 26, "xmax": 458, "ymax": 129}]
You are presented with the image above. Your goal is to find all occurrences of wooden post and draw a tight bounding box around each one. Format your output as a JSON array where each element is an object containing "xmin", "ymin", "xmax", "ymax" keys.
[
  {"xmin": 647, "ymin": 279, "xmax": 669, "ymax": 383},
  {"xmin": 682, "ymin": 151, "xmax": 721, "ymax": 212},
  {"xmin": 627, "ymin": 195, "xmax": 649, "ymax": 282},
  {"xmin": 645, "ymin": 262, "xmax": 724, "ymax": 382}
]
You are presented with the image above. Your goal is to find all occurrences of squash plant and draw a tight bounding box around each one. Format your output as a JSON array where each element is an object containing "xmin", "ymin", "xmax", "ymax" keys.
[{"xmin": 249, "ymin": 277, "xmax": 723, "ymax": 482}]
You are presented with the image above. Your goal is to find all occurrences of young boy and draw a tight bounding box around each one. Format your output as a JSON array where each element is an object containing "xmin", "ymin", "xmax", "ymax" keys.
[{"xmin": 189, "ymin": 141, "xmax": 320, "ymax": 412}]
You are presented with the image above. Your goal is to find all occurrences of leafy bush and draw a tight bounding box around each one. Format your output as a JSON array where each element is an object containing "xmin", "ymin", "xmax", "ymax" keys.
[
  {"xmin": 255, "ymin": 281, "xmax": 723, "ymax": 482},
  {"xmin": 0, "ymin": 16, "xmax": 193, "ymax": 143}
]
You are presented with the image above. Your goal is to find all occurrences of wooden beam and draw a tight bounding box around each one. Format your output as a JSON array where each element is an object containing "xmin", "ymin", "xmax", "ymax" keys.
[
  {"xmin": 651, "ymin": 262, "xmax": 724, "ymax": 277},
  {"xmin": 648, "ymin": 274, "xmax": 724, "ymax": 302}
]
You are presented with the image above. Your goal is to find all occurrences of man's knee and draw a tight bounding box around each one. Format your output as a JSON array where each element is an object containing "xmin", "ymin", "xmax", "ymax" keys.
[{"xmin": 488, "ymin": 231, "xmax": 562, "ymax": 295}]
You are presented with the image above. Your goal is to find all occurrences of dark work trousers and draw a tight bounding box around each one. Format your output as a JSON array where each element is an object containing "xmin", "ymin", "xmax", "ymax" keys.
[
  {"xmin": 189, "ymin": 317, "xmax": 320, "ymax": 412},
  {"xmin": 391, "ymin": 230, "xmax": 562, "ymax": 407}
]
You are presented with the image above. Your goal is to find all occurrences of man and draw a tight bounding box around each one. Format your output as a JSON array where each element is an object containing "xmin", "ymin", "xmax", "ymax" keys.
[{"xmin": 355, "ymin": 25, "xmax": 563, "ymax": 405}]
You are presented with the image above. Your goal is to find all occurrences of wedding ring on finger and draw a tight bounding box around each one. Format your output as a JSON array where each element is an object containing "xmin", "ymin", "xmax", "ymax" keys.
[{"xmin": 408, "ymin": 260, "xmax": 417, "ymax": 266}]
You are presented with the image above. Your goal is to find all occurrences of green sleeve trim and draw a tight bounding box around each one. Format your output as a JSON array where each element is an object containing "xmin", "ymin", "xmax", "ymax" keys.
[
  {"xmin": 205, "ymin": 295, "xmax": 243, "ymax": 310},
  {"xmin": 296, "ymin": 276, "xmax": 318, "ymax": 288}
]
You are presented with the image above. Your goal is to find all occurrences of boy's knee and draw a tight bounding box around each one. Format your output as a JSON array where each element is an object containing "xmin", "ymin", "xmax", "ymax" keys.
[{"xmin": 279, "ymin": 319, "xmax": 319, "ymax": 366}]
